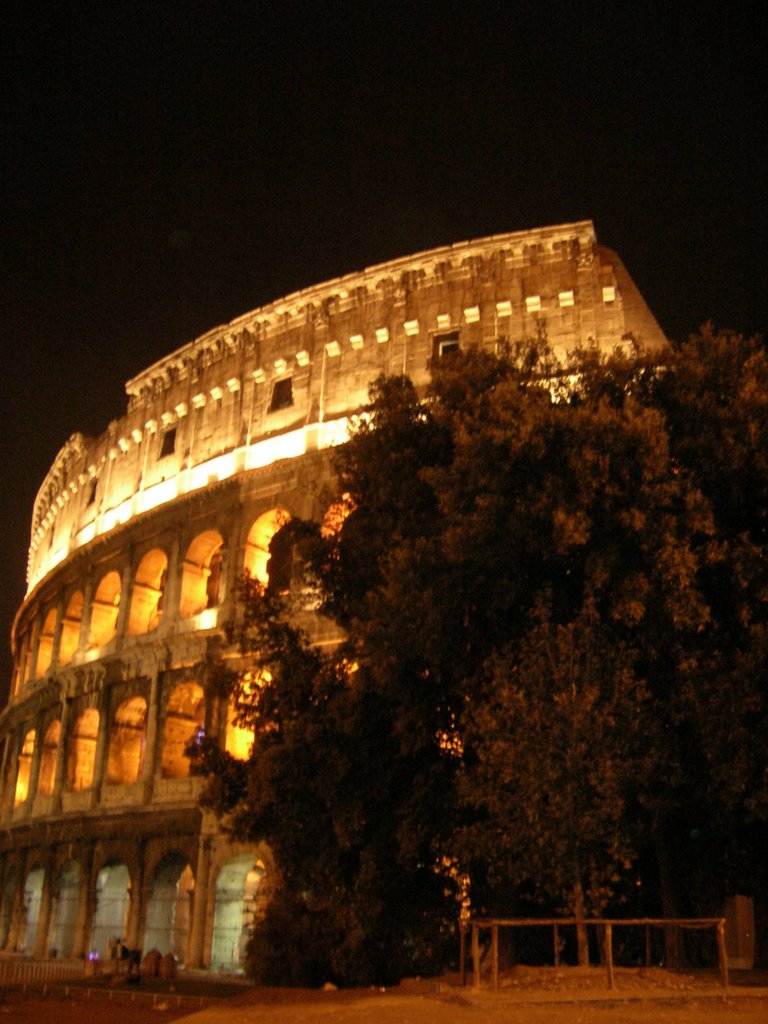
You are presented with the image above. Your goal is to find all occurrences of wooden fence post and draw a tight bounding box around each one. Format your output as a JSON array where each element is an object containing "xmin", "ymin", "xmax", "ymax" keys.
[
  {"xmin": 605, "ymin": 923, "xmax": 614, "ymax": 989},
  {"xmin": 472, "ymin": 923, "xmax": 480, "ymax": 988},
  {"xmin": 716, "ymin": 918, "xmax": 730, "ymax": 992}
]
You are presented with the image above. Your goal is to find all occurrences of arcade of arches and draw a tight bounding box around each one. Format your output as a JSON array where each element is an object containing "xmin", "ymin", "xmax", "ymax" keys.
[
  {"xmin": 1, "ymin": 500, "xmax": 330, "ymax": 970},
  {"xmin": 11, "ymin": 509, "xmax": 292, "ymax": 699},
  {"xmin": 0, "ymin": 838, "xmax": 270, "ymax": 971}
]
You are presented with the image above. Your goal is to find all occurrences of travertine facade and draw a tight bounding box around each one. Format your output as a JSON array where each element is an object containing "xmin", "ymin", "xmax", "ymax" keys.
[{"xmin": 0, "ymin": 222, "xmax": 665, "ymax": 969}]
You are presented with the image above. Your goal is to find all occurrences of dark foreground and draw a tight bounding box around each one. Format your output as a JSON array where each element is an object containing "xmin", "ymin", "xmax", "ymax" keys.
[{"xmin": 3, "ymin": 968, "xmax": 768, "ymax": 1024}]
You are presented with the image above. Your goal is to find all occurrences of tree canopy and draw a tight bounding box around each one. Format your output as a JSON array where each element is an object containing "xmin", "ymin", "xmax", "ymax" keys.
[{"xmin": 194, "ymin": 327, "xmax": 768, "ymax": 983}]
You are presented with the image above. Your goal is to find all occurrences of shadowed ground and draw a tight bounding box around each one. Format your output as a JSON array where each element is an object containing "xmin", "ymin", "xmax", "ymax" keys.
[{"xmin": 3, "ymin": 968, "xmax": 768, "ymax": 1023}]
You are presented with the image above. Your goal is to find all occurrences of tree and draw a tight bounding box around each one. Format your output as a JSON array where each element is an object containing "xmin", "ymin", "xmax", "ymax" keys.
[
  {"xmin": 458, "ymin": 602, "xmax": 650, "ymax": 964},
  {"xmin": 195, "ymin": 329, "xmax": 768, "ymax": 980}
]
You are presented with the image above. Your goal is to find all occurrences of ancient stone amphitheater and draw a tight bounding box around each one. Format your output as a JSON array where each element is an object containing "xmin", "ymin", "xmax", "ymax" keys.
[{"xmin": 0, "ymin": 221, "xmax": 664, "ymax": 971}]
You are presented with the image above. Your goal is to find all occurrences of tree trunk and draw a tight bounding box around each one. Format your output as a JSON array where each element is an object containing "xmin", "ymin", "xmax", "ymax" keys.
[
  {"xmin": 573, "ymin": 879, "xmax": 590, "ymax": 967},
  {"xmin": 653, "ymin": 829, "xmax": 682, "ymax": 968}
]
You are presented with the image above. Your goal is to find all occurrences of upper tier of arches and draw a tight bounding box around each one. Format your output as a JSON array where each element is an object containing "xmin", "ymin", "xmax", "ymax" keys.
[{"xmin": 10, "ymin": 504, "xmax": 296, "ymax": 699}]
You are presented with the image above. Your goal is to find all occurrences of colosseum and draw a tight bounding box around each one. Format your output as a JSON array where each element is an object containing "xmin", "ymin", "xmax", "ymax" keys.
[{"xmin": 0, "ymin": 221, "xmax": 665, "ymax": 972}]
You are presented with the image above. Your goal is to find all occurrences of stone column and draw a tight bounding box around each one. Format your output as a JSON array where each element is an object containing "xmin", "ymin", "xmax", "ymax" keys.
[
  {"xmin": 24, "ymin": 710, "xmax": 45, "ymax": 810},
  {"xmin": 6, "ymin": 849, "xmax": 31, "ymax": 953},
  {"xmin": 141, "ymin": 668, "xmax": 161, "ymax": 799},
  {"xmin": 51, "ymin": 694, "xmax": 71, "ymax": 810},
  {"xmin": 78, "ymin": 575, "xmax": 95, "ymax": 655},
  {"xmin": 0, "ymin": 735, "xmax": 13, "ymax": 823},
  {"xmin": 113, "ymin": 560, "xmax": 134, "ymax": 643},
  {"xmin": 92, "ymin": 686, "xmax": 111, "ymax": 797},
  {"xmin": 125, "ymin": 842, "xmax": 146, "ymax": 951},
  {"xmin": 26, "ymin": 617, "xmax": 42, "ymax": 684},
  {"xmin": 1, "ymin": 731, "xmax": 20, "ymax": 820},
  {"xmin": 50, "ymin": 593, "xmax": 66, "ymax": 672},
  {"xmin": 186, "ymin": 834, "xmax": 212, "ymax": 968},
  {"xmin": 32, "ymin": 851, "xmax": 55, "ymax": 958},
  {"xmin": 134, "ymin": 845, "xmax": 154, "ymax": 955},
  {"xmin": 70, "ymin": 843, "xmax": 95, "ymax": 960},
  {"xmin": 162, "ymin": 535, "xmax": 182, "ymax": 624}
]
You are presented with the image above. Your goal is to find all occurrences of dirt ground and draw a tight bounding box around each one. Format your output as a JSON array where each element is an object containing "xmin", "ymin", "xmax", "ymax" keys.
[{"xmin": 3, "ymin": 968, "xmax": 768, "ymax": 1024}]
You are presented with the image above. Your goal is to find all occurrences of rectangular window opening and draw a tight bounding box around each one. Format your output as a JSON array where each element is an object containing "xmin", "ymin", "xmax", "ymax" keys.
[
  {"xmin": 159, "ymin": 427, "xmax": 177, "ymax": 459},
  {"xmin": 432, "ymin": 331, "xmax": 460, "ymax": 360},
  {"xmin": 269, "ymin": 377, "xmax": 294, "ymax": 412}
]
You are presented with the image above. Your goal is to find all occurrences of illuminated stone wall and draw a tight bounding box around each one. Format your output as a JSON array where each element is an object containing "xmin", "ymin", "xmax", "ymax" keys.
[{"xmin": 0, "ymin": 222, "xmax": 665, "ymax": 967}]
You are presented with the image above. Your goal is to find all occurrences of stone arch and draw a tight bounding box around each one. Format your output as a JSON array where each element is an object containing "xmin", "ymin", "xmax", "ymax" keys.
[
  {"xmin": 224, "ymin": 675, "xmax": 266, "ymax": 765},
  {"xmin": 34, "ymin": 606, "xmax": 58, "ymax": 677},
  {"xmin": 37, "ymin": 719, "xmax": 61, "ymax": 797},
  {"xmin": 22, "ymin": 866, "xmax": 45, "ymax": 954},
  {"xmin": 50, "ymin": 859, "xmax": 80, "ymax": 959},
  {"xmin": 91, "ymin": 861, "xmax": 131, "ymax": 959},
  {"xmin": 179, "ymin": 530, "xmax": 224, "ymax": 620},
  {"xmin": 14, "ymin": 727, "xmax": 36, "ymax": 806},
  {"xmin": 59, "ymin": 590, "xmax": 83, "ymax": 666},
  {"xmin": 243, "ymin": 509, "xmax": 290, "ymax": 588},
  {"xmin": 127, "ymin": 548, "xmax": 168, "ymax": 634},
  {"xmin": 88, "ymin": 571, "xmax": 121, "ymax": 648},
  {"xmin": 225, "ymin": 698, "xmax": 255, "ymax": 762},
  {"xmin": 107, "ymin": 696, "xmax": 147, "ymax": 785},
  {"xmin": 161, "ymin": 682, "xmax": 205, "ymax": 779},
  {"xmin": 210, "ymin": 855, "xmax": 265, "ymax": 972},
  {"xmin": 142, "ymin": 853, "xmax": 194, "ymax": 961},
  {"xmin": 66, "ymin": 708, "xmax": 99, "ymax": 791}
]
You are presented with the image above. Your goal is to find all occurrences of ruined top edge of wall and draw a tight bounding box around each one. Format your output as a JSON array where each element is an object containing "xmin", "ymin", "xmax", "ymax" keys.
[{"xmin": 124, "ymin": 221, "xmax": 597, "ymax": 399}]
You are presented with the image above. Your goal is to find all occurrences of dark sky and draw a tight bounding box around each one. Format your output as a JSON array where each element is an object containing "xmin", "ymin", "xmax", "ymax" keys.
[{"xmin": 1, "ymin": 1, "xmax": 765, "ymax": 695}]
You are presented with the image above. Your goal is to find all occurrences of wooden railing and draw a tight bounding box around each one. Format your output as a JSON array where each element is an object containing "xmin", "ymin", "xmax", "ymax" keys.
[{"xmin": 460, "ymin": 916, "xmax": 729, "ymax": 991}]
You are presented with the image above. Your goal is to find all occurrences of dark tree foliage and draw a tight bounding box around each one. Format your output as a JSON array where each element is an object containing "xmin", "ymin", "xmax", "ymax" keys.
[{"xmin": 193, "ymin": 328, "xmax": 768, "ymax": 981}]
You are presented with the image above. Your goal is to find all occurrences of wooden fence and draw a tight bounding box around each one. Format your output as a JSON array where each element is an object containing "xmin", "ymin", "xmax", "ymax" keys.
[{"xmin": 460, "ymin": 916, "xmax": 729, "ymax": 991}]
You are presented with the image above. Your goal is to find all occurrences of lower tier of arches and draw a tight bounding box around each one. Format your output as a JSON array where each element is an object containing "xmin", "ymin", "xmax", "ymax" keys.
[{"xmin": 0, "ymin": 808, "xmax": 272, "ymax": 973}]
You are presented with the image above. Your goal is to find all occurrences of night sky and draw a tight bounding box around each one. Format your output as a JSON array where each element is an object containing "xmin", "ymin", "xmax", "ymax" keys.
[{"xmin": 1, "ymin": 1, "xmax": 765, "ymax": 696}]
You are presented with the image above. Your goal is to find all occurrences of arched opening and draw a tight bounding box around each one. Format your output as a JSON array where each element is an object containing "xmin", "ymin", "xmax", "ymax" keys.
[
  {"xmin": 243, "ymin": 509, "xmax": 290, "ymax": 587},
  {"xmin": 66, "ymin": 708, "xmax": 99, "ymax": 791},
  {"xmin": 22, "ymin": 867, "xmax": 45, "ymax": 954},
  {"xmin": 107, "ymin": 696, "xmax": 147, "ymax": 785},
  {"xmin": 161, "ymin": 682, "xmax": 205, "ymax": 779},
  {"xmin": 91, "ymin": 863, "xmax": 130, "ymax": 960},
  {"xmin": 0, "ymin": 868, "xmax": 17, "ymax": 951},
  {"xmin": 50, "ymin": 860, "xmax": 80, "ymax": 959},
  {"xmin": 59, "ymin": 591, "xmax": 83, "ymax": 666},
  {"xmin": 225, "ymin": 701, "xmax": 255, "ymax": 762},
  {"xmin": 127, "ymin": 548, "xmax": 168, "ymax": 634},
  {"xmin": 14, "ymin": 728, "xmax": 36, "ymax": 806},
  {"xmin": 210, "ymin": 856, "xmax": 264, "ymax": 972},
  {"xmin": 34, "ymin": 607, "xmax": 58, "ymax": 677},
  {"xmin": 179, "ymin": 530, "xmax": 224, "ymax": 620},
  {"xmin": 142, "ymin": 854, "xmax": 194, "ymax": 961},
  {"xmin": 88, "ymin": 571, "xmax": 121, "ymax": 648},
  {"xmin": 37, "ymin": 719, "xmax": 61, "ymax": 797}
]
